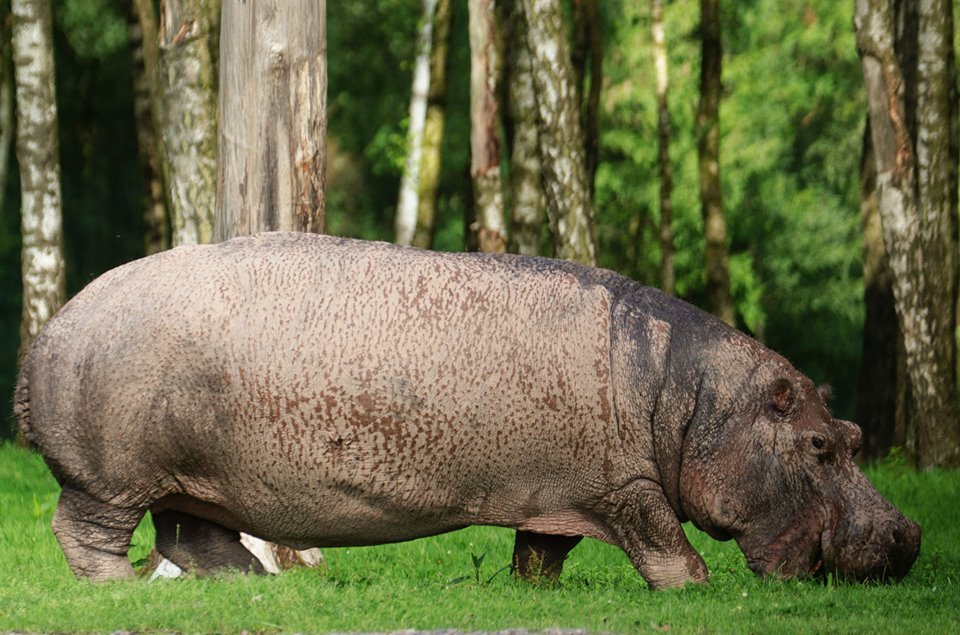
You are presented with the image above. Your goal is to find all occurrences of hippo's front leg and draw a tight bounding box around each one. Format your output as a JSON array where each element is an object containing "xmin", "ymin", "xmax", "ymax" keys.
[{"xmin": 599, "ymin": 480, "xmax": 708, "ymax": 590}]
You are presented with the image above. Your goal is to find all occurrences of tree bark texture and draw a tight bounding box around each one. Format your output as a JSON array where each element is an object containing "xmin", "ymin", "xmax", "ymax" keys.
[
  {"xmin": 395, "ymin": 0, "xmax": 438, "ymax": 246},
  {"xmin": 132, "ymin": 0, "xmax": 168, "ymax": 177},
  {"xmin": 159, "ymin": 0, "xmax": 218, "ymax": 247},
  {"xmin": 505, "ymin": 0, "xmax": 543, "ymax": 257},
  {"xmin": 652, "ymin": 0, "xmax": 675, "ymax": 296},
  {"xmin": 11, "ymin": 0, "xmax": 65, "ymax": 360},
  {"xmin": 696, "ymin": 0, "xmax": 735, "ymax": 326},
  {"xmin": 571, "ymin": 0, "xmax": 601, "ymax": 196},
  {"xmin": 215, "ymin": 0, "xmax": 327, "ymax": 241},
  {"xmin": 125, "ymin": 0, "xmax": 169, "ymax": 255},
  {"xmin": 468, "ymin": 0, "xmax": 506, "ymax": 253},
  {"xmin": 915, "ymin": 1, "xmax": 959, "ymax": 357},
  {"xmin": 413, "ymin": 0, "xmax": 452, "ymax": 250},
  {"xmin": 855, "ymin": 0, "xmax": 960, "ymax": 467},
  {"xmin": 521, "ymin": 0, "xmax": 597, "ymax": 266},
  {"xmin": 855, "ymin": 124, "xmax": 902, "ymax": 460}
]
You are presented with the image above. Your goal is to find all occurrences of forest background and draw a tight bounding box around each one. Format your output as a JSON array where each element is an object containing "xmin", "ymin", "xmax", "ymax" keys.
[{"xmin": 0, "ymin": 0, "xmax": 958, "ymax": 467}]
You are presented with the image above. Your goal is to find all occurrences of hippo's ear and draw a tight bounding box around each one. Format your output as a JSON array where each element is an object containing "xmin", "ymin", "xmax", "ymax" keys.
[
  {"xmin": 817, "ymin": 384, "xmax": 833, "ymax": 404},
  {"xmin": 768, "ymin": 378, "xmax": 797, "ymax": 417}
]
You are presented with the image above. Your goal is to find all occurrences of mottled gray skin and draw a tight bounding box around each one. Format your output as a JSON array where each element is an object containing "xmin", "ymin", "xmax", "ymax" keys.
[{"xmin": 15, "ymin": 232, "xmax": 920, "ymax": 588}]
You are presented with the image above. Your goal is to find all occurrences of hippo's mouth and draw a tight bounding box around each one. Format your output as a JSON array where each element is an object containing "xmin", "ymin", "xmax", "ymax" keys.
[
  {"xmin": 745, "ymin": 546, "xmax": 823, "ymax": 578},
  {"xmin": 741, "ymin": 528, "xmax": 826, "ymax": 579}
]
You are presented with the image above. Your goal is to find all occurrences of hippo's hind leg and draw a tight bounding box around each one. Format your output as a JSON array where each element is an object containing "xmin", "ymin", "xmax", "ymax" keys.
[
  {"xmin": 512, "ymin": 531, "xmax": 582, "ymax": 581},
  {"xmin": 153, "ymin": 510, "xmax": 264, "ymax": 576},
  {"xmin": 52, "ymin": 488, "xmax": 144, "ymax": 581}
]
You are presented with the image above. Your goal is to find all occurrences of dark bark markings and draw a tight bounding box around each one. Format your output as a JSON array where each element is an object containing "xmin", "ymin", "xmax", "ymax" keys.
[{"xmin": 697, "ymin": 0, "xmax": 734, "ymax": 325}]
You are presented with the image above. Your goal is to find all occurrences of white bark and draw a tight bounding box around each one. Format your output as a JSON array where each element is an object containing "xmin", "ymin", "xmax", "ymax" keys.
[
  {"xmin": 395, "ymin": 0, "xmax": 438, "ymax": 246},
  {"xmin": 239, "ymin": 535, "xmax": 324, "ymax": 573},
  {"xmin": 521, "ymin": 0, "xmax": 596, "ymax": 265},
  {"xmin": 11, "ymin": 0, "xmax": 65, "ymax": 357},
  {"xmin": 506, "ymin": 0, "xmax": 543, "ymax": 256},
  {"xmin": 413, "ymin": 0, "xmax": 452, "ymax": 249},
  {"xmin": 855, "ymin": 0, "xmax": 960, "ymax": 467},
  {"xmin": 159, "ymin": 0, "xmax": 218, "ymax": 247}
]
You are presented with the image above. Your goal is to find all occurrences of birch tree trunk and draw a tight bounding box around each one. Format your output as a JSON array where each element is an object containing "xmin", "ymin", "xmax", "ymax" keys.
[
  {"xmin": 125, "ymin": 0, "xmax": 169, "ymax": 255},
  {"xmin": 11, "ymin": 0, "xmax": 65, "ymax": 360},
  {"xmin": 521, "ymin": 0, "xmax": 597, "ymax": 266},
  {"xmin": 215, "ymin": 0, "xmax": 327, "ymax": 240},
  {"xmin": 855, "ymin": 0, "xmax": 960, "ymax": 468},
  {"xmin": 159, "ymin": 0, "xmax": 218, "ymax": 247},
  {"xmin": 505, "ymin": 0, "xmax": 543, "ymax": 256},
  {"xmin": 697, "ymin": 0, "xmax": 735, "ymax": 326},
  {"xmin": 652, "ymin": 0, "xmax": 674, "ymax": 295},
  {"xmin": 395, "ymin": 0, "xmax": 438, "ymax": 246},
  {"xmin": 468, "ymin": 0, "xmax": 506, "ymax": 253},
  {"xmin": 413, "ymin": 0, "xmax": 452, "ymax": 250}
]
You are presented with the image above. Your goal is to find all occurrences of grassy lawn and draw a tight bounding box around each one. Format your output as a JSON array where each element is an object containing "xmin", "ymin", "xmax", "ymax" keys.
[{"xmin": 1, "ymin": 442, "xmax": 957, "ymax": 634}]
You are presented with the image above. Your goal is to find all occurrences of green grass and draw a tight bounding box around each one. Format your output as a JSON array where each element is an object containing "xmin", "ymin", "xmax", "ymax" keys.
[{"xmin": 1, "ymin": 443, "xmax": 957, "ymax": 634}]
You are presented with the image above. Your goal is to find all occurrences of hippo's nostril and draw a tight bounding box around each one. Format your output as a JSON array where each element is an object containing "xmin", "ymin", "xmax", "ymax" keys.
[{"xmin": 887, "ymin": 519, "xmax": 921, "ymax": 580}]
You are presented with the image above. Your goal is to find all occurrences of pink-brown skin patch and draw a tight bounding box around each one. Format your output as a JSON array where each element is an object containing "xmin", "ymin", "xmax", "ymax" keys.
[{"xmin": 15, "ymin": 233, "xmax": 919, "ymax": 588}]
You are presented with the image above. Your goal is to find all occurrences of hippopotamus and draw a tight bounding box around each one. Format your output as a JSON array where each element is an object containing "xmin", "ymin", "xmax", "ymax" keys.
[{"xmin": 14, "ymin": 232, "xmax": 920, "ymax": 589}]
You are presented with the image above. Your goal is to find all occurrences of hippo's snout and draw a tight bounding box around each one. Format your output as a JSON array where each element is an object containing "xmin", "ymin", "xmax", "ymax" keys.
[
  {"xmin": 889, "ymin": 518, "xmax": 922, "ymax": 579},
  {"xmin": 824, "ymin": 512, "xmax": 921, "ymax": 582}
]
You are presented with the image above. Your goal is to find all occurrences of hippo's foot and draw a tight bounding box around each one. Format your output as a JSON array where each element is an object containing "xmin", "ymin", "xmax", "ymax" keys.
[
  {"xmin": 53, "ymin": 488, "xmax": 143, "ymax": 581},
  {"xmin": 153, "ymin": 510, "xmax": 265, "ymax": 576},
  {"xmin": 512, "ymin": 531, "xmax": 582, "ymax": 582},
  {"xmin": 599, "ymin": 480, "xmax": 709, "ymax": 590}
]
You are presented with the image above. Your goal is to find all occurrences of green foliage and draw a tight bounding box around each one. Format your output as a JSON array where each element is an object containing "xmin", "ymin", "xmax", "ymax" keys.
[
  {"xmin": 55, "ymin": 0, "xmax": 128, "ymax": 61},
  {"xmin": 597, "ymin": 0, "xmax": 866, "ymax": 416},
  {"xmin": 326, "ymin": 0, "xmax": 419, "ymax": 236},
  {"xmin": 2, "ymin": 443, "xmax": 958, "ymax": 633}
]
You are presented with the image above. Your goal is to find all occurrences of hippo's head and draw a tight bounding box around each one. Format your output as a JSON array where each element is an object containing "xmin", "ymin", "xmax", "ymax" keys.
[{"xmin": 679, "ymin": 361, "xmax": 920, "ymax": 582}]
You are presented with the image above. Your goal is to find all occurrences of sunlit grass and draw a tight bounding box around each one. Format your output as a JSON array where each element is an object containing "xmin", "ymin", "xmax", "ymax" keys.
[{"xmin": 1, "ymin": 443, "xmax": 957, "ymax": 633}]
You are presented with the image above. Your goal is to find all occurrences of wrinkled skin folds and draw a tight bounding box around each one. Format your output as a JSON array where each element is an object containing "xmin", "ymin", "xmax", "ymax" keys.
[{"xmin": 15, "ymin": 233, "xmax": 920, "ymax": 587}]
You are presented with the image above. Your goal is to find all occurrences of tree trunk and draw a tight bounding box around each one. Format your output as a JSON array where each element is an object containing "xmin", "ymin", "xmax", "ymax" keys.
[
  {"xmin": 215, "ymin": 0, "xmax": 327, "ymax": 240},
  {"xmin": 521, "ymin": 0, "xmax": 597, "ymax": 266},
  {"xmin": 855, "ymin": 123, "xmax": 901, "ymax": 460},
  {"xmin": 855, "ymin": 0, "xmax": 960, "ymax": 468},
  {"xmin": 413, "ymin": 0, "xmax": 452, "ymax": 250},
  {"xmin": 395, "ymin": 0, "xmax": 438, "ymax": 246},
  {"xmin": 11, "ymin": 0, "xmax": 65, "ymax": 361},
  {"xmin": 697, "ymin": 0, "xmax": 734, "ymax": 326},
  {"xmin": 652, "ymin": 0, "xmax": 674, "ymax": 296},
  {"xmin": 125, "ymin": 0, "xmax": 169, "ymax": 255},
  {"xmin": 468, "ymin": 0, "xmax": 506, "ymax": 253},
  {"xmin": 505, "ymin": 0, "xmax": 543, "ymax": 256},
  {"xmin": 916, "ymin": 1, "xmax": 959, "ymax": 398},
  {"xmin": 159, "ymin": 0, "xmax": 218, "ymax": 247},
  {"xmin": 571, "ymin": 0, "xmax": 601, "ymax": 196}
]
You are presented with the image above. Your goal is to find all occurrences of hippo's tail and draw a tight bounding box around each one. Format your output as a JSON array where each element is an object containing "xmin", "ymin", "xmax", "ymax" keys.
[{"xmin": 13, "ymin": 352, "xmax": 35, "ymax": 447}]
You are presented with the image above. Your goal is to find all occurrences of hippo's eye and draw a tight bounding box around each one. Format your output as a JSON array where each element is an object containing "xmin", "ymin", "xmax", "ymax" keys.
[{"xmin": 811, "ymin": 436, "xmax": 825, "ymax": 450}]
